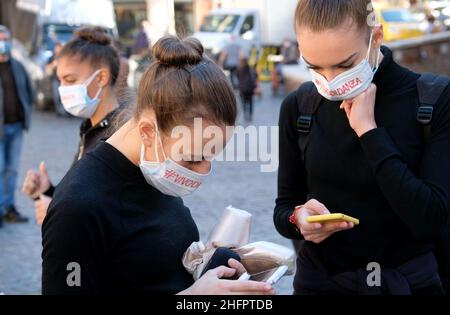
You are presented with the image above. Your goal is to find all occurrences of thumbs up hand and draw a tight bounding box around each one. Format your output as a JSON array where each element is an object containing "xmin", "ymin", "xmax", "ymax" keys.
[{"xmin": 22, "ymin": 161, "xmax": 52, "ymax": 199}]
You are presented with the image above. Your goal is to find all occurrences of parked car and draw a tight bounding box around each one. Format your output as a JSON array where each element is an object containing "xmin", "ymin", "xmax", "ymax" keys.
[{"xmin": 375, "ymin": 7, "xmax": 426, "ymax": 42}]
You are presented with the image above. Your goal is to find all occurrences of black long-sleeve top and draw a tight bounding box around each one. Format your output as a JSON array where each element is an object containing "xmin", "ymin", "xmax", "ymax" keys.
[
  {"xmin": 274, "ymin": 46, "xmax": 450, "ymax": 275},
  {"xmin": 43, "ymin": 109, "xmax": 118, "ymax": 198},
  {"xmin": 42, "ymin": 142, "xmax": 199, "ymax": 294}
]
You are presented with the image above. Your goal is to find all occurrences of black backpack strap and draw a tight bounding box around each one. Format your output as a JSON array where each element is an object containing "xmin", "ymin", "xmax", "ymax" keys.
[
  {"xmin": 296, "ymin": 82, "xmax": 323, "ymax": 161},
  {"xmin": 417, "ymin": 73, "xmax": 450, "ymax": 294},
  {"xmin": 417, "ymin": 73, "xmax": 450, "ymax": 141}
]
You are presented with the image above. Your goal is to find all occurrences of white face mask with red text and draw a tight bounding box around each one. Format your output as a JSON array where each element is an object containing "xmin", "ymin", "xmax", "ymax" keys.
[
  {"xmin": 58, "ymin": 70, "xmax": 103, "ymax": 118},
  {"xmin": 307, "ymin": 32, "xmax": 380, "ymax": 101},
  {"xmin": 139, "ymin": 124, "xmax": 211, "ymax": 197}
]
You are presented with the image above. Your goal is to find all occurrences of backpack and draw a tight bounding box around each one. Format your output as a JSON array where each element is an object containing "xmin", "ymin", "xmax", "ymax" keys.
[{"xmin": 295, "ymin": 73, "xmax": 450, "ymax": 294}]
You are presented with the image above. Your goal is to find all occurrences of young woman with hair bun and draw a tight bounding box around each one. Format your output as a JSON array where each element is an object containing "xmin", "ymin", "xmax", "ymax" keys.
[
  {"xmin": 23, "ymin": 26, "xmax": 123, "ymax": 226},
  {"xmin": 42, "ymin": 35, "xmax": 274, "ymax": 295}
]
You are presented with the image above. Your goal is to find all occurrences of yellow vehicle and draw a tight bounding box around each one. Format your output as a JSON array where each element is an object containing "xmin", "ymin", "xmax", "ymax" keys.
[{"xmin": 375, "ymin": 7, "xmax": 426, "ymax": 42}]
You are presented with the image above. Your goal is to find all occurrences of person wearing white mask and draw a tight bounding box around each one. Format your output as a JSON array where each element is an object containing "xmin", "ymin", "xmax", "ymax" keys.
[
  {"xmin": 41, "ymin": 35, "xmax": 275, "ymax": 295},
  {"xmin": 0, "ymin": 25, "xmax": 35, "ymax": 227},
  {"xmin": 305, "ymin": 29, "xmax": 380, "ymax": 102},
  {"xmin": 274, "ymin": 0, "xmax": 450, "ymax": 295},
  {"xmin": 22, "ymin": 27, "xmax": 122, "ymax": 225}
]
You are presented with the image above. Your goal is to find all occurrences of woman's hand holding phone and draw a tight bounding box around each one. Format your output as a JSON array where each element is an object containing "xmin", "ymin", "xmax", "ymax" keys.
[
  {"xmin": 292, "ymin": 199, "xmax": 355, "ymax": 244},
  {"xmin": 178, "ymin": 259, "xmax": 275, "ymax": 295}
]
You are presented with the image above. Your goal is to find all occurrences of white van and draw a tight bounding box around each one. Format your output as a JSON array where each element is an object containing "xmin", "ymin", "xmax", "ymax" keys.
[{"xmin": 193, "ymin": 0, "xmax": 298, "ymax": 59}]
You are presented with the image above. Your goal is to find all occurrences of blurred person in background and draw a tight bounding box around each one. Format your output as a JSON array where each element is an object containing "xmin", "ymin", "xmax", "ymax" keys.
[
  {"xmin": 280, "ymin": 38, "xmax": 300, "ymax": 65},
  {"xmin": 219, "ymin": 35, "xmax": 243, "ymax": 89},
  {"xmin": 22, "ymin": 27, "xmax": 123, "ymax": 225},
  {"xmin": 134, "ymin": 20, "xmax": 150, "ymax": 55},
  {"xmin": 237, "ymin": 57, "xmax": 257, "ymax": 122},
  {"xmin": 0, "ymin": 25, "xmax": 35, "ymax": 228}
]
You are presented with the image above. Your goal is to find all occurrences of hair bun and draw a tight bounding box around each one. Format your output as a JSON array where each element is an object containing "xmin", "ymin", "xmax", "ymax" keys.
[
  {"xmin": 74, "ymin": 26, "xmax": 112, "ymax": 46},
  {"xmin": 153, "ymin": 35, "xmax": 204, "ymax": 67}
]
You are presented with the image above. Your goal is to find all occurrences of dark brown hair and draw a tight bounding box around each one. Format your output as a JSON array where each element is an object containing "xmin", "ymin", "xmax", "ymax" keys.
[
  {"xmin": 135, "ymin": 35, "xmax": 237, "ymax": 133},
  {"xmin": 59, "ymin": 26, "xmax": 120, "ymax": 86},
  {"xmin": 295, "ymin": 0, "xmax": 373, "ymax": 33}
]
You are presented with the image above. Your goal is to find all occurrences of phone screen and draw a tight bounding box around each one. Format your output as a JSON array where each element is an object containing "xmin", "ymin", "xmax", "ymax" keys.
[{"xmin": 249, "ymin": 266, "xmax": 288, "ymax": 285}]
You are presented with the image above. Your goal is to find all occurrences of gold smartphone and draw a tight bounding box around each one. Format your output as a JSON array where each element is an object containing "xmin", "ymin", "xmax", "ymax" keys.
[{"xmin": 306, "ymin": 213, "xmax": 360, "ymax": 225}]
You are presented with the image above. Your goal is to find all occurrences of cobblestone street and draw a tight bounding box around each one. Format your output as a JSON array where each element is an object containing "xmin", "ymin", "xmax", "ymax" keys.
[{"xmin": 0, "ymin": 83, "xmax": 295, "ymax": 295}]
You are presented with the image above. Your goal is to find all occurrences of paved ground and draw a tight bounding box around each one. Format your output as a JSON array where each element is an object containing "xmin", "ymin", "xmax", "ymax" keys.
[{"xmin": 0, "ymin": 83, "xmax": 296, "ymax": 295}]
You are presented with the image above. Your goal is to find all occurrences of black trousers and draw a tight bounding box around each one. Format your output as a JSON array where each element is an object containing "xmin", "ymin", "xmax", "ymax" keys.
[
  {"xmin": 240, "ymin": 93, "xmax": 253, "ymax": 119},
  {"xmin": 293, "ymin": 244, "xmax": 445, "ymax": 295},
  {"xmin": 225, "ymin": 66, "xmax": 238, "ymax": 88}
]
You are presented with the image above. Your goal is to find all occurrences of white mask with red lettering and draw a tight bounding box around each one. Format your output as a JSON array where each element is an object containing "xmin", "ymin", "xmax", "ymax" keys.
[
  {"xmin": 139, "ymin": 126, "xmax": 210, "ymax": 197},
  {"xmin": 308, "ymin": 32, "xmax": 380, "ymax": 101},
  {"xmin": 58, "ymin": 70, "xmax": 103, "ymax": 118}
]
